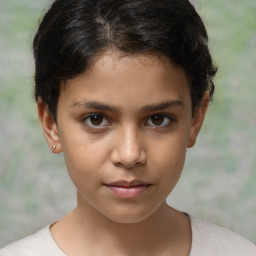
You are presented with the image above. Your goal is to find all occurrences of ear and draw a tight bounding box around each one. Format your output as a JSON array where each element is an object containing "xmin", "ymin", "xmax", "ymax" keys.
[
  {"xmin": 187, "ymin": 92, "xmax": 210, "ymax": 148},
  {"xmin": 37, "ymin": 98, "xmax": 62, "ymax": 153}
]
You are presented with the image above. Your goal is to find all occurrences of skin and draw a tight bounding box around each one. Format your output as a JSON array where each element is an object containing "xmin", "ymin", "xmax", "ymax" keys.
[{"xmin": 38, "ymin": 50, "xmax": 209, "ymax": 256}]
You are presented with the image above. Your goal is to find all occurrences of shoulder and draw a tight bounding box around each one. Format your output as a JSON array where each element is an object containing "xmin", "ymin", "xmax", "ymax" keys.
[
  {"xmin": 0, "ymin": 226, "xmax": 65, "ymax": 256},
  {"xmin": 190, "ymin": 217, "xmax": 256, "ymax": 256}
]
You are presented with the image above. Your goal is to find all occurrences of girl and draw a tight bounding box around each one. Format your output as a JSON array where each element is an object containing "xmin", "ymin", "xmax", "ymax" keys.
[{"xmin": 1, "ymin": 0, "xmax": 255, "ymax": 255}]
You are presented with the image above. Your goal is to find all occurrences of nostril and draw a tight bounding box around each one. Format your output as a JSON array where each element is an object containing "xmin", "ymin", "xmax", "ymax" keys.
[
  {"xmin": 111, "ymin": 149, "xmax": 147, "ymax": 169},
  {"xmin": 114, "ymin": 160, "xmax": 145, "ymax": 169}
]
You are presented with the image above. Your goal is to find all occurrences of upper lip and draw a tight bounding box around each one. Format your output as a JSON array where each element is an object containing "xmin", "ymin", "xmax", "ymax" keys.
[{"xmin": 104, "ymin": 180, "xmax": 151, "ymax": 187}]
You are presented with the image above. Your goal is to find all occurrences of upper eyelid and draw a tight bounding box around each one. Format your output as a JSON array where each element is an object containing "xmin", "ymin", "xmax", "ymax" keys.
[
  {"xmin": 146, "ymin": 113, "xmax": 176, "ymax": 120},
  {"xmin": 82, "ymin": 112, "xmax": 108, "ymax": 120}
]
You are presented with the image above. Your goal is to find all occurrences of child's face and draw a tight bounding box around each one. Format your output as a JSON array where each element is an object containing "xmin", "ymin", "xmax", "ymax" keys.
[{"xmin": 39, "ymin": 51, "xmax": 208, "ymax": 223}]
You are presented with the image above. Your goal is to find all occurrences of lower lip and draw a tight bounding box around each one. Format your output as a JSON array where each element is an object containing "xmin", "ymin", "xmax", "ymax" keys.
[{"xmin": 105, "ymin": 185, "xmax": 150, "ymax": 199}]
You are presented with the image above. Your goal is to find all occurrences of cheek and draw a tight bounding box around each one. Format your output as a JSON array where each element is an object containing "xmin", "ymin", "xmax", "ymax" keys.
[
  {"xmin": 64, "ymin": 143, "xmax": 105, "ymax": 172},
  {"xmin": 59, "ymin": 118, "xmax": 106, "ymax": 162},
  {"xmin": 59, "ymin": 130, "xmax": 108, "ymax": 182},
  {"xmin": 148, "ymin": 130, "xmax": 189, "ymax": 183},
  {"xmin": 155, "ymin": 146, "xmax": 186, "ymax": 181},
  {"xmin": 62, "ymin": 143, "xmax": 104, "ymax": 201}
]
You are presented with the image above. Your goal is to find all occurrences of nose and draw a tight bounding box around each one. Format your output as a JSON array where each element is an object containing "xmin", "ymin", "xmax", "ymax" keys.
[{"xmin": 110, "ymin": 126, "xmax": 147, "ymax": 169}]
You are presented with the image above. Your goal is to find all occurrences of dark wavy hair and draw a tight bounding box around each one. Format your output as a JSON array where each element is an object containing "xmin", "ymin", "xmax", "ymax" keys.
[{"xmin": 33, "ymin": 0, "xmax": 217, "ymax": 122}]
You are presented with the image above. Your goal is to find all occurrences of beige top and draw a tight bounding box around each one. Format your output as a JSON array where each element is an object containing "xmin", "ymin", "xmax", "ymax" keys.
[{"xmin": 1, "ymin": 217, "xmax": 256, "ymax": 256}]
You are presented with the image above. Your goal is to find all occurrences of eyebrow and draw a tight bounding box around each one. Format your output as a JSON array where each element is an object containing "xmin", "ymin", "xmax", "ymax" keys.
[
  {"xmin": 72, "ymin": 101, "xmax": 118, "ymax": 112},
  {"xmin": 141, "ymin": 100, "xmax": 184, "ymax": 112},
  {"xmin": 71, "ymin": 100, "xmax": 184, "ymax": 112}
]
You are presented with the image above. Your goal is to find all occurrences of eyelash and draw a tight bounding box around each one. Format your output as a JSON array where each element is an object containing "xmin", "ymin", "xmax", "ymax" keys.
[
  {"xmin": 145, "ymin": 114, "xmax": 176, "ymax": 128},
  {"xmin": 81, "ymin": 113, "xmax": 176, "ymax": 129},
  {"xmin": 82, "ymin": 113, "xmax": 111, "ymax": 128}
]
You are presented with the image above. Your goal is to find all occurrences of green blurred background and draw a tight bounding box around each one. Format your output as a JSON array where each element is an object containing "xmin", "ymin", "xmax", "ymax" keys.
[{"xmin": 0, "ymin": 0, "xmax": 255, "ymax": 247}]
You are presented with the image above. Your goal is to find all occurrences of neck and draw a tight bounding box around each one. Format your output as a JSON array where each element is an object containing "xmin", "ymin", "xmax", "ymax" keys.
[{"xmin": 51, "ymin": 192, "xmax": 191, "ymax": 256}]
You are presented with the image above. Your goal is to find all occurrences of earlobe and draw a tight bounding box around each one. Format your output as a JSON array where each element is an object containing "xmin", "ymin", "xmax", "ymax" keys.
[
  {"xmin": 187, "ymin": 92, "xmax": 210, "ymax": 148},
  {"xmin": 37, "ymin": 98, "xmax": 62, "ymax": 153}
]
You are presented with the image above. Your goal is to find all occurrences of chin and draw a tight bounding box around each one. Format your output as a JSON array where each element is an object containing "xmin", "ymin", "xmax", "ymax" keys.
[{"xmin": 101, "ymin": 205, "xmax": 159, "ymax": 224}]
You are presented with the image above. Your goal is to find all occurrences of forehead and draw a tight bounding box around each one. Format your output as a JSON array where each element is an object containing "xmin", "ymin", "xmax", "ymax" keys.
[
  {"xmin": 86, "ymin": 50, "xmax": 189, "ymax": 87},
  {"xmin": 60, "ymin": 51, "xmax": 191, "ymax": 112}
]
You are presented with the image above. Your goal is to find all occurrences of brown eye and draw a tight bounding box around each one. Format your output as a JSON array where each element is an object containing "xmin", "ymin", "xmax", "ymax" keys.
[
  {"xmin": 90, "ymin": 115, "xmax": 103, "ymax": 126},
  {"xmin": 150, "ymin": 115, "xmax": 164, "ymax": 125},
  {"xmin": 145, "ymin": 114, "xmax": 175, "ymax": 128},
  {"xmin": 83, "ymin": 114, "xmax": 111, "ymax": 128}
]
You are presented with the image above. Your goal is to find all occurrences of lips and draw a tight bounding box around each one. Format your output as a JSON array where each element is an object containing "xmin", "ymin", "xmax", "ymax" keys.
[{"xmin": 104, "ymin": 180, "xmax": 151, "ymax": 199}]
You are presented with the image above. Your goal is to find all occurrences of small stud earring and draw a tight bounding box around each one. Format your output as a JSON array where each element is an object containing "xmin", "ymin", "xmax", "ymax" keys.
[{"xmin": 52, "ymin": 145, "xmax": 57, "ymax": 151}]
